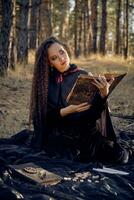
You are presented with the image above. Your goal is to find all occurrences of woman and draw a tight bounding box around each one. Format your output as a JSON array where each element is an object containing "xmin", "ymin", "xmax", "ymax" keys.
[{"xmin": 29, "ymin": 36, "xmax": 129, "ymax": 164}]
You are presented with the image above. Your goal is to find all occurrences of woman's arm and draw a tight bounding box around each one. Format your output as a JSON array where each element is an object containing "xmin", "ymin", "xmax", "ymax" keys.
[
  {"xmin": 60, "ymin": 103, "xmax": 91, "ymax": 117},
  {"xmin": 47, "ymin": 75, "xmax": 112, "ymax": 123},
  {"xmin": 47, "ymin": 91, "xmax": 106, "ymax": 127},
  {"xmin": 60, "ymin": 92, "xmax": 106, "ymax": 123}
]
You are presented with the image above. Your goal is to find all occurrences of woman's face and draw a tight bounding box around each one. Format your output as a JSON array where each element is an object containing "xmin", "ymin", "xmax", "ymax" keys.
[{"xmin": 48, "ymin": 42, "xmax": 70, "ymax": 73}]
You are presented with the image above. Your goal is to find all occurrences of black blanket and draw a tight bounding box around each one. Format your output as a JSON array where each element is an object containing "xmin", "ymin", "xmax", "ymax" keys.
[{"xmin": 0, "ymin": 126, "xmax": 134, "ymax": 200}]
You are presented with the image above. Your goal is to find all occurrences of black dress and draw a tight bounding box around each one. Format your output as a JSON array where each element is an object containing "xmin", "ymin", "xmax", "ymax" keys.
[{"xmin": 43, "ymin": 64, "xmax": 129, "ymax": 164}]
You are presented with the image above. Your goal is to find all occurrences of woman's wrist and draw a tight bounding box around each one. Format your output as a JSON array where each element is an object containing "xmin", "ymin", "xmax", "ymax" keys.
[
  {"xmin": 60, "ymin": 107, "xmax": 70, "ymax": 117},
  {"xmin": 60, "ymin": 108, "xmax": 65, "ymax": 117},
  {"xmin": 100, "ymin": 91, "xmax": 107, "ymax": 98}
]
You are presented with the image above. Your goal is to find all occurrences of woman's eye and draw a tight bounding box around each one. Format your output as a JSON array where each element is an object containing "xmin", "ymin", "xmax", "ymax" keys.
[
  {"xmin": 60, "ymin": 50, "xmax": 65, "ymax": 54},
  {"xmin": 51, "ymin": 56, "xmax": 57, "ymax": 61}
]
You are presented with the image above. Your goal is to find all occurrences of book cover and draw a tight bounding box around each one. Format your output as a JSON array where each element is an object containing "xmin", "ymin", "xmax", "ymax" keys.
[
  {"xmin": 10, "ymin": 162, "xmax": 62, "ymax": 186},
  {"xmin": 67, "ymin": 73, "xmax": 127, "ymax": 105}
]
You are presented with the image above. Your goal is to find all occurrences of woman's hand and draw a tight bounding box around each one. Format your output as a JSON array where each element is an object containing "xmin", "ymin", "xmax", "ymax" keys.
[
  {"xmin": 92, "ymin": 75, "xmax": 114, "ymax": 98},
  {"xmin": 60, "ymin": 102, "xmax": 91, "ymax": 117}
]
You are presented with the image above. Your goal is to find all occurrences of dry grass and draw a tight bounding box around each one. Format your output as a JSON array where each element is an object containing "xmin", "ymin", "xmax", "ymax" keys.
[
  {"xmin": 0, "ymin": 55, "xmax": 134, "ymax": 137},
  {"xmin": 72, "ymin": 54, "xmax": 131, "ymax": 74}
]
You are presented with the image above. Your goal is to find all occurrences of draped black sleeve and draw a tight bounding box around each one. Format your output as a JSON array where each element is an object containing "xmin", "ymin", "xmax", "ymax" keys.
[
  {"xmin": 47, "ymin": 103, "xmax": 62, "ymax": 126},
  {"xmin": 62, "ymin": 92, "xmax": 106, "ymax": 125}
]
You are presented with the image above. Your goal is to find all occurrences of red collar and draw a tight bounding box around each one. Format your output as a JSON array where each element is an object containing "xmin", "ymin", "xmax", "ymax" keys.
[{"xmin": 56, "ymin": 67, "xmax": 80, "ymax": 83}]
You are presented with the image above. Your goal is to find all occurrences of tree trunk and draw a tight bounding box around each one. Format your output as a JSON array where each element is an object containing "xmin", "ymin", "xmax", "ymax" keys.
[
  {"xmin": 123, "ymin": 0, "xmax": 129, "ymax": 59},
  {"xmin": 0, "ymin": 0, "xmax": 13, "ymax": 76},
  {"xmin": 38, "ymin": 0, "xmax": 52, "ymax": 44},
  {"xmin": 78, "ymin": 8, "xmax": 83, "ymax": 56},
  {"xmin": 83, "ymin": 0, "xmax": 89, "ymax": 56},
  {"xmin": 29, "ymin": 0, "xmax": 40, "ymax": 49},
  {"xmin": 17, "ymin": 0, "xmax": 29, "ymax": 65},
  {"xmin": 0, "ymin": 1, "xmax": 2, "ymax": 28},
  {"xmin": 74, "ymin": 0, "xmax": 78, "ymax": 57},
  {"xmin": 99, "ymin": 0, "xmax": 107, "ymax": 55},
  {"xmin": 115, "ymin": 0, "xmax": 121, "ymax": 55},
  {"xmin": 9, "ymin": 0, "xmax": 17, "ymax": 70},
  {"xmin": 74, "ymin": 0, "xmax": 83, "ymax": 57},
  {"xmin": 91, "ymin": 0, "xmax": 98, "ymax": 53},
  {"xmin": 59, "ymin": 1, "xmax": 68, "ymax": 40}
]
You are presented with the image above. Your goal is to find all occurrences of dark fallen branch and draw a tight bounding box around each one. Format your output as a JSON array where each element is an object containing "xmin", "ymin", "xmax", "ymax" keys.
[{"xmin": 111, "ymin": 113, "xmax": 134, "ymax": 120}]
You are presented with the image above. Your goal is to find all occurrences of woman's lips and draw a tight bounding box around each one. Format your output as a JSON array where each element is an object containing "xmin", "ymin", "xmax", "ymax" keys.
[{"xmin": 61, "ymin": 61, "xmax": 67, "ymax": 65}]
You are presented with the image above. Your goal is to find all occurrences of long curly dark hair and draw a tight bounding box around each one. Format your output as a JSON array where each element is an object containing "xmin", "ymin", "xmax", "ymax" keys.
[{"xmin": 29, "ymin": 36, "xmax": 70, "ymax": 149}]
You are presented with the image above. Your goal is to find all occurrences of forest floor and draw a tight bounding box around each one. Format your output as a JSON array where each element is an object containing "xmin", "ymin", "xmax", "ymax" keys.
[{"xmin": 0, "ymin": 55, "xmax": 134, "ymax": 138}]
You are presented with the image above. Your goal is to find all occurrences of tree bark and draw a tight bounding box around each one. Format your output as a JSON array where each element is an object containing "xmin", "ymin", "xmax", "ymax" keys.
[
  {"xmin": 29, "ymin": 0, "xmax": 40, "ymax": 49},
  {"xmin": 83, "ymin": 0, "xmax": 89, "ymax": 56},
  {"xmin": 38, "ymin": 0, "xmax": 52, "ymax": 44},
  {"xmin": 74, "ymin": 0, "xmax": 83, "ymax": 57},
  {"xmin": 123, "ymin": 0, "xmax": 129, "ymax": 59},
  {"xmin": 0, "ymin": 0, "xmax": 13, "ymax": 76},
  {"xmin": 0, "ymin": 1, "xmax": 2, "ymax": 28},
  {"xmin": 17, "ymin": 0, "xmax": 29, "ymax": 65},
  {"xmin": 91, "ymin": 0, "xmax": 98, "ymax": 53},
  {"xmin": 9, "ymin": 0, "xmax": 17, "ymax": 70},
  {"xmin": 115, "ymin": 0, "xmax": 121, "ymax": 55},
  {"xmin": 74, "ymin": 0, "xmax": 78, "ymax": 57},
  {"xmin": 99, "ymin": 0, "xmax": 107, "ymax": 55},
  {"xmin": 59, "ymin": 1, "xmax": 68, "ymax": 40}
]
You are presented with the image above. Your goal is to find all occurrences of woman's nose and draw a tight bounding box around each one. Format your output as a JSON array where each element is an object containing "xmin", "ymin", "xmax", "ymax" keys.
[{"xmin": 58, "ymin": 55, "xmax": 64, "ymax": 61}]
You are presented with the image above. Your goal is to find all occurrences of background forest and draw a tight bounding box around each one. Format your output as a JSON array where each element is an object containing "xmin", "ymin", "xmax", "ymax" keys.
[
  {"xmin": 0, "ymin": 2, "xmax": 134, "ymax": 199},
  {"xmin": 0, "ymin": 0, "xmax": 134, "ymax": 75},
  {"xmin": 0, "ymin": 0, "xmax": 134, "ymax": 137}
]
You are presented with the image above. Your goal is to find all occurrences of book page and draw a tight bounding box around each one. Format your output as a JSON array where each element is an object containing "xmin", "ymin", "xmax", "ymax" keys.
[
  {"xmin": 67, "ymin": 73, "xmax": 127, "ymax": 105},
  {"xmin": 104, "ymin": 73, "xmax": 127, "ymax": 96}
]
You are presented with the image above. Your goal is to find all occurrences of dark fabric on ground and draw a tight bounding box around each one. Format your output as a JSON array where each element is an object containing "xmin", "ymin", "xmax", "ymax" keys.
[{"xmin": 0, "ymin": 129, "xmax": 134, "ymax": 200}]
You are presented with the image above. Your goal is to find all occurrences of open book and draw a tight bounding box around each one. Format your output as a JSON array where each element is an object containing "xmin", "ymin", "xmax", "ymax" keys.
[{"xmin": 67, "ymin": 73, "xmax": 127, "ymax": 105}]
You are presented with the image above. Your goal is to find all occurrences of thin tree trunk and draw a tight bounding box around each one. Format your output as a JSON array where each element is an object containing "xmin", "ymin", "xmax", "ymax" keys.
[
  {"xmin": 59, "ymin": 1, "xmax": 68, "ymax": 40},
  {"xmin": 77, "ymin": 7, "xmax": 82, "ymax": 56},
  {"xmin": 29, "ymin": 0, "xmax": 40, "ymax": 49},
  {"xmin": 91, "ymin": 0, "xmax": 98, "ymax": 53},
  {"xmin": 74, "ymin": 0, "xmax": 78, "ymax": 57},
  {"xmin": 83, "ymin": 0, "xmax": 89, "ymax": 56},
  {"xmin": 0, "ymin": 0, "xmax": 13, "ymax": 76},
  {"xmin": 74, "ymin": 0, "xmax": 83, "ymax": 57},
  {"xmin": 83, "ymin": 1, "xmax": 87, "ymax": 56},
  {"xmin": 115, "ymin": 0, "xmax": 121, "ymax": 55},
  {"xmin": 0, "ymin": 1, "xmax": 2, "ymax": 28},
  {"xmin": 9, "ymin": 0, "xmax": 17, "ymax": 70},
  {"xmin": 123, "ymin": 0, "xmax": 129, "ymax": 59},
  {"xmin": 99, "ymin": 0, "xmax": 107, "ymax": 55},
  {"xmin": 38, "ymin": 0, "xmax": 52, "ymax": 44},
  {"xmin": 17, "ymin": 0, "xmax": 29, "ymax": 65}
]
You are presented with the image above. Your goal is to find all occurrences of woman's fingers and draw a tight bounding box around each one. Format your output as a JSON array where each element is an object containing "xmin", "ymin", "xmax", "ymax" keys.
[
  {"xmin": 77, "ymin": 105, "xmax": 91, "ymax": 112},
  {"xmin": 60, "ymin": 103, "xmax": 91, "ymax": 117},
  {"xmin": 108, "ymin": 76, "xmax": 114, "ymax": 85},
  {"xmin": 78, "ymin": 102, "xmax": 89, "ymax": 106},
  {"xmin": 92, "ymin": 76, "xmax": 107, "ymax": 89},
  {"xmin": 70, "ymin": 103, "xmax": 91, "ymax": 112},
  {"xmin": 75, "ymin": 103, "xmax": 91, "ymax": 112},
  {"xmin": 91, "ymin": 75, "xmax": 114, "ymax": 97}
]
